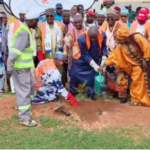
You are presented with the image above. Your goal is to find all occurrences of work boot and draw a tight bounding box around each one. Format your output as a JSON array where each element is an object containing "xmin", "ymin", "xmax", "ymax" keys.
[
  {"xmin": 20, "ymin": 119, "xmax": 38, "ymax": 127},
  {"xmin": 120, "ymin": 98, "xmax": 128, "ymax": 103},
  {"xmin": 87, "ymin": 87, "xmax": 96, "ymax": 101}
]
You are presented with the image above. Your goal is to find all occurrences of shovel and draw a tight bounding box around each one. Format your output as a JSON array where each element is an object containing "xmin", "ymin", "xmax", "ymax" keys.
[
  {"xmin": 53, "ymin": 98, "xmax": 62, "ymax": 111},
  {"xmin": 53, "ymin": 98, "xmax": 71, "ymax": 116}
]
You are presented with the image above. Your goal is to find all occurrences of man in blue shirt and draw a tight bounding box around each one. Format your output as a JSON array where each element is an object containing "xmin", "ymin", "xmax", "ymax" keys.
[{"xmin": 55, "ymin": 3, "xmax": 63, "ymax": 22}]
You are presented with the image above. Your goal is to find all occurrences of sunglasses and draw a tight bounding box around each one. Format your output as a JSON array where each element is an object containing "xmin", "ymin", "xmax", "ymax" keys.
[
  {"xmin": 46, "ymin": 15, "xmax": 54, "ymax": 18},
  {"xmin": 121, "ymin": 15, "xmax": 128, "ymax": 18}
]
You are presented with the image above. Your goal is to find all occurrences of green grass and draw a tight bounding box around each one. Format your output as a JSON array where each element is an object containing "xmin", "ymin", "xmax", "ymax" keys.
[
  {"xmin": 0, "ymin": 115, "xmax": 150, "ymax": 149},
  {"xmin": 38, "ymin": 116, "xmax": 64, "ymax": 128},
  {"xmin": 0, "ymin": 92, "xmax": 15, "ymax": 99}
]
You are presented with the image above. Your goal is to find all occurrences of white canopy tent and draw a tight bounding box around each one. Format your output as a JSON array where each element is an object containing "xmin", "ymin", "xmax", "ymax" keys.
[{"xmin": 3, "ymin": 0, "xmax": 95, "ymax": 18}]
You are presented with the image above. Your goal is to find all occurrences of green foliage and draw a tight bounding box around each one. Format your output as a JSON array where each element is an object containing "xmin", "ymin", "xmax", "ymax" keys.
[{"xmin": 75, "ymin": 81, "xmax": 89, "ymax": 100}]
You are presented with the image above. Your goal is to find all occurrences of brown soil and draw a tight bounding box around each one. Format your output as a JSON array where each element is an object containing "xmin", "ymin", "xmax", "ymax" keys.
[{"xmin": 0, "ymin": 94, "xmax": 150, "ymax": 130}]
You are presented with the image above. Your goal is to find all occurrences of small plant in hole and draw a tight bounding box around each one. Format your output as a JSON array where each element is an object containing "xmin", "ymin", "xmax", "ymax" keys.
[{"xmin": 75, "ymin": 81, "xmax": 89, "ymax": 100}]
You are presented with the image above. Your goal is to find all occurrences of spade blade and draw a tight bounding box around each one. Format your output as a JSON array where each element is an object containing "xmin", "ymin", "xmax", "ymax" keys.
[{"xmin": 53, "ymin": 99, "xmax": 61, "ymax": 111}]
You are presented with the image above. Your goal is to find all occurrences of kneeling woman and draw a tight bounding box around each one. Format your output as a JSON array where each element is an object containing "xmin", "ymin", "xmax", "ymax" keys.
[{"xmin": 32, "ymin": 52, "xmax": 79, "ymax": 107}]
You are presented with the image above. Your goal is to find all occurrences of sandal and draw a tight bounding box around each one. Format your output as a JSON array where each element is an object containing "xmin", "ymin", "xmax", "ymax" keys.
[
  {"xmin": 129, "ymin": 102, "xmax": 142, "ymax": 106},
  {"xmin": 20, "ymin": 119, "xmax": 38, "ymax": 127}
]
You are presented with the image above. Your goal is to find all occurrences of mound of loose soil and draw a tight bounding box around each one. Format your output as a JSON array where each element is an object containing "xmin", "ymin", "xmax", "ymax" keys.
[{"xmin": 0, "ymin": 95, "xmax": 150, "ymax": 129}]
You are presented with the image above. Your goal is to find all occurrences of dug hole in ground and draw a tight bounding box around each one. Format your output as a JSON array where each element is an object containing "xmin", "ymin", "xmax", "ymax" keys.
[{"xmin": 0, "ymin": 94, "xmax": 150, "ymax": 130}]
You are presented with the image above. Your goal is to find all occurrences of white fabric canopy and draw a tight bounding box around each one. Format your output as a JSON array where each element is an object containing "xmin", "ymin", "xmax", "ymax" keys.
[{"xmin": 3, "ymin": 0, "xmax": 95, "ymax": 18}]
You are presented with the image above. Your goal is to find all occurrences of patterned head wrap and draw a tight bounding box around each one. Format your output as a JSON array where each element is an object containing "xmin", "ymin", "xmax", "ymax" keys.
[{"xmin": 116, "ymin": 27, "xmax": 130, "ymax": 40}]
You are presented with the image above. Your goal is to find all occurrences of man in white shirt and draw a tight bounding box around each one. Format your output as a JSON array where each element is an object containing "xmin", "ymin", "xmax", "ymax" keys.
[
  {"xmin": 130, "ymin": 10, "xmax": 150, "ymax": 36},
  {"xmin": 83, "ymin": 11, "xmax": 96, "ymax": 29}
]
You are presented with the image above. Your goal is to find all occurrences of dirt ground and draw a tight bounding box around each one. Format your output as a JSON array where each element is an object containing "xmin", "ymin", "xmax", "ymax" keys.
[{"xmin": 0, "ymin": 94, "xmax": 150, "ymax": 130}]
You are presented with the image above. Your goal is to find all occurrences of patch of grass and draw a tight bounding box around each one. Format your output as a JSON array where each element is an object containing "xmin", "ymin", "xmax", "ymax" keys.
[
  {"xmin": 0, "ymin": 125, "xmax": 150, "ymax": 150},
  {"xmin": 69, "ymin": 116, "xmax": 79, "ymax": 122},
  {"xmin": 0, "ymin": 94, "xmax": 5, "ymax": 99},
  {"xmin": 0, "ymin": 116, "xmax": 150, "ymax": 149},
  {"xmin": 0, "ymin": 119, "xmax": 10, "ymax": 127},
  {"xmin": 4, "ymin": 92, "xmax": 14, "ymax": 95},
  {"xmin": 0, "ymin": 115, "xmax": 19, "ymax": 128},
  {"xmin": 0, "ymin": 92, "xmax": 15, "ymax": 100},
  {"xmin": 38, "ymin": 115, "xmax": 64, "ymax": 128}
]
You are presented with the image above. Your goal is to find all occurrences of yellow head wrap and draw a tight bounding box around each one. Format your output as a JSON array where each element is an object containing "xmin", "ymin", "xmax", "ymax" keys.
[{"xmin": 116, "ymin": 27, "xmax": 130, "ymax": 40}]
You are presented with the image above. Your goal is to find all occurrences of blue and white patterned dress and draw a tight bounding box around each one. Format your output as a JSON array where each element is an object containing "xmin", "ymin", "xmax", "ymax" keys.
[
  {"xmin": 32, "ymin": 61, "xmax": 68, "ymax": 104},
  {"xmin": 0, "ymin": 23, "xmax": 7, "ymax": 93}
]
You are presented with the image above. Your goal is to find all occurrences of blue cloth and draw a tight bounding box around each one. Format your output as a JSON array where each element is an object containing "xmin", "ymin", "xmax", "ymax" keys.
[
  {"xmin": 42, "ymin": 18, "xmax": 47, "ymax": 22},
  {"xmin": 38, "ymin": 16, "xmax": 46, "ymax": 22},
  {"xmin": 0, "ymin": 27, "xmax": 2, "ymax": 43},
  {"xmin": 54, "ymin": 12, "xmax": 63, "ymax": 22},
  {"xmin": 70, "ymin": 32, "xmax": 107, "ymax": 94},
  {"xmin": 127, "ymin": 22, "xmax": 131, "ymax": 28}
]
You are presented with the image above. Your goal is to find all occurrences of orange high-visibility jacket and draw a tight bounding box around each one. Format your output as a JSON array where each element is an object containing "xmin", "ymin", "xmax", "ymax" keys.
[
  {"xmin": 40, "ymin": 21, "xmax": 63, "ymax": 52},
  {"xmin": 100, "ymin": 21, "xmax": 108, "ymax": 32},
  {"xmin": 72, "ymin": 30, "xmax": 103, "ymax": 59},
  {"xmin": 33, "ymin": 59, "xmax": 57, "ymax": 91},
  {"xmin": 130, "ymin": 20, "xmax": 150, "ymax": 35},
  {"xmin": 13, "ymin": 20, "xmax": 22, "ymax": 34}
]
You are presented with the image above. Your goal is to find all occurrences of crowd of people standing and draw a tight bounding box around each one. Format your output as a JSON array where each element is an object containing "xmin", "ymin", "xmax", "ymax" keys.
[{"xmin": 0, "ymin": 0, "xmax": 150, "ymax": 126}]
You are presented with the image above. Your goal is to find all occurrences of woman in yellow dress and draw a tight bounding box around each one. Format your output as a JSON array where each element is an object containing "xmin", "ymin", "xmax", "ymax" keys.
[{"xmin": 100, "ymin": 27, "xmax": 150, "ymax": 107}]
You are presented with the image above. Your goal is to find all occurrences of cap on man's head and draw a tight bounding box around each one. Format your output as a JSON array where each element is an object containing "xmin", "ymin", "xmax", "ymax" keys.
[
  {"xmin": 56, "ymin": 3, "xmax": 63, "ymax": 9},
  {"xmin": 121, "ymin": 9, "xmax": 129, "ymax": 15},
  {"xmin": 107, "ymin": 8, "xmax": 117, "ymax": 16},
  {"xmin": 19, "ymin": 8, "xmax": 28, "ymax": 14},
  {"xmin": 26, "ymin": 11, "xmax": 40, "ymax": 20},
  {"xmin": 137, "ymin": 11, "xmax": 148, "ymax": 21},
  {"xmin": 114, "ymin": 6, "xmax": 121, "ymax": 13},
  {"xmin": 140, "ymin": 7, "xmax": 149, "ymax": 15},
  {"xmin": 125, "ymin": 3, "xmax": 131, "ymax": 8},
  {"xmin": 86, "ymin": 11, "xmax": 95, "ymax": 16},
  {"xmin": 97, "ymin": 10, "xmax": 106, "ymax": 17},
  {"xmin": 55, "ymin": 51, "xmax": 65, "ymax": 60},
  {"xmin": 45, "ymin": 8, "xmax": 55, "ymax": 15},
  {"xmin": 73, "ymin": 13, "xmax": 82, "ymax": 21}
]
